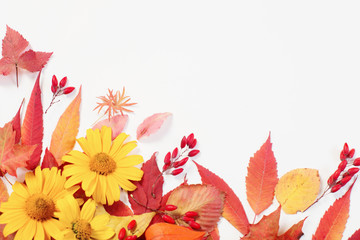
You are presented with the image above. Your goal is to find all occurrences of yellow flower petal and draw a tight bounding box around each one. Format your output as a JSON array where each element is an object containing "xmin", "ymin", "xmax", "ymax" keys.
[
  {"xmin": 112, "ymin": 174, "xmax": 137, "ymax": 191},
  {"xmin": 76, "ymin": 137, "xmax": 91, "ymax": 156},
  {"xmin": 22, "ymin": 219, "xmax": 36, "ymax": 239},
  {"xmin": 116, "ymin": 167, "xmax": 144, "ymax": 181},
  {"xmin": 109, "ymin": 133, "xmax": 128, "ymax": 157},
  {"xmin": 34, "ymin": 221, "xmax": 45, "ymax": 240},
  {"xmin": 12, "ymin": 182, "xmax": 29, "ymax": 199},
  {"xmin": 116, "ymin": 155, "xmax": 144, "ymax": 167},
  {"xmin": 43, "ymin": 219, "xmax": 64, "ymax": 240},
  {"xmin": 115, "ymin": 141, "xmax": 137, "ymax": 159},
  {"xmin": 101, "ymin": 126, "xmax": 112, "ymax": 153},
  {"xmin": 80, "ymin": 199, "xmax": 96, "ymax": 222}
]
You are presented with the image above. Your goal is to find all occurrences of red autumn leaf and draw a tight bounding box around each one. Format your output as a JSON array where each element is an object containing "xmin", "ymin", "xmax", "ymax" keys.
[
  {"xmin": 129, "ymin": 153, "xmax": 164, "ymax": 214},
  {"xmin": 208, "ymin": 228, "xmax": 220, "ymax": 240},
  {"xmin": 194, "ymin": 161, "xmax": 250, "ymax": 235},
  {"xmin": 21, "ymin": 72, "xmax": 43, "ymax": 170},
  {"xmin": 246, "ymin": 133, "xmax": 278, "ymax": 215},
  {"xmin": 11, "ymin": 99, "xmax": 24, "ymax": 144},
  {"xmin": 0, "ymin": 26, "xmax": 52, "ymax": 86},
  {"xmin": 136, "ymin": 112, "xmax": 172, "ymax": 140},
  {"xmin": 93, "ymin": 114, "xmax": 128, "ymax": 140},
  {"xmin": 277, "ymin": 218, "xmax": 306, "ymax": 240},
  {"xmin": 348, "ymin": 229, "xmax": 360, "ymax": 240},
  {"xmin": 0, "ymin": 122, "xmax": 36, "ymax": 176},
  {"xmin": 241, "ymin": 207, "xmax": 281, "ymax": 240},
  {"xmin": 166, "ymin": 184, "xmax": 225, "ymax": 233},
  {"xmin": 312, "ymin": 183, "xmax": 354, "ymax": 240},
  {"xmin": 41, "ymin": 148, "xmax": 58, "ymax": 169},
  {"xmin": 104, "ymin": 200, "xmax": 133, "ymax": 217},
  {"xmin": 0, "ymin": 224, "xmax": 14, "ymax": 240}
]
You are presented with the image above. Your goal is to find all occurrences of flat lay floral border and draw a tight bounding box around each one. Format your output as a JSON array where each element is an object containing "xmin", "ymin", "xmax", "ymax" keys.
[{"xmin": 0, "ymin": 26, "xmax": 359, "ymax": 240}]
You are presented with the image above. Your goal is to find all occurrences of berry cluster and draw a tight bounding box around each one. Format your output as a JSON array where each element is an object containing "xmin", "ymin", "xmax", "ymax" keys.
[
  {"xmin": 45, "ymin": 75, "xmax": 75, "ymax": 113},
  {"xmin": 118, "ymin": 219, "xmax": 138, "ymax": 240},
  {"xmin": 162, "ymin": 133, "xmax": 200, "ymax": 176},
  {"xmin": 162, "ymin": 205, "xmax": 201, "ymax": 230},
  {"xmin": 328, "ymin": 143, "xmax": 359, "ymax": 193}
]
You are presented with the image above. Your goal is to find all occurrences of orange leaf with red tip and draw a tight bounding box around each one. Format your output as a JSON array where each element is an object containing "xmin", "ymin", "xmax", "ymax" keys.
[
  {"xmin": 312, "ymin": 183, "xmax": 354, "ymax": 240},
  {"xmin": 21, "ymin": 72, "xmax": 43, "ymax": 170},
  {"xmin": 145, "ymin": 223, "xmax": 206, "ymax": 240},
  {"xmin": 136, "ymin": 112, "xmax": 172, "ymax": 140},
  {"xmin": 166, "ymin": 184, "xmax": 225, "ymax": 233},
  {"xmin": 41, "ymin": 148, "xmax": 58, "ymax": 169},
  {"xmin": 50, "ymin": 87, "xmax": 81, "ymax": 165},
  {"xmin": 194, "ymin": 161, "xmax": 250, "ymax": 235},
  {"xmin": 0, "ymin": 123, "xmax": 35, "ymax": 176},
  {"xmin": 0, "ymin": 26, "xmax": 52, "ymax": 86},
  {"xmin": 241, "ymin": 207, "xmax": 281, "ymax": 240},
  {"xmin": 277, "ymin": 218, "xmax": 306, "ymax": 240},
  {"xmin": 348, "ymin": 229, "xmax": 360, "ymax": 240},
  {"xmin": 246, "ymin": 133, "xmax": 278, "ymax": 215}
]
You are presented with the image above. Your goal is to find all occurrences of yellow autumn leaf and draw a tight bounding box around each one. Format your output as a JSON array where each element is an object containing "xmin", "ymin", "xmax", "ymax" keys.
[
  {"xmin": 104, "ymin": 207, "xmax": 155, "ymax": 239},
  {"xmin": 275, "ymin": 168, "xmax": 320, "ymax": 214},
  {"xmin": 49, "ymin": 87, "xmax": 81, "ymax": 165}
]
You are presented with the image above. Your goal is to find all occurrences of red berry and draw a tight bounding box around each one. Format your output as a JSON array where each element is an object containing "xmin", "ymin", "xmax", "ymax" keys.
[
  {"xmin": 172, "ymin": 147, "xmax": 178, "ymax": 159},
  {"xmin": 185, "ymin": 211, "xmax": 198, "ymax": 218},
  {"xmin": 127, "ymin": 219, "xmax": 136, "ymax": 230},
  {"xmin": 333, "ymin": 169, "xmax": 341, "ymax": 181},
  {"xmin": 343, "ymin": 143, "xmax": 349, "ymax": 155},
  {"xmin": 181, "ymin": 136, "xmax": 187, "ymax": 148},
  {"xmin": 171, "ymin": 168, "xmax": 183, "ymax": 176},
  {"xmin": 63, "ymin": 87, "xmax": 75, "ymax": 94},
  {"xmin": 340, "ymin": 150, "xmax": 346, "ymax": 161},
  {"xmin": 340, "ymin": 175, "xmax": 352, "ymax": 185},
  {"xmin": 162, "ymin": 214, "xmax": 175, "ymax": 224},
  {"xmin": 188, "ymin": 150, "xmax": 200, "ymax": 157},
  {"xmin": 118, "ymin": 227, "xmax": 126, "ymax": 240},
  {"xmin": 331, "ymin": 184, "xmax": 342, "ymax": 193},
  {"xmin": 187, "ymin": 133, "xmax": 194, "ymax": 146},
  {"xmin": 327, "ymin": 174, "xmax": 335, "ymax": 186},
  {"xmin": 188, "ymin": 139, "xmax": 197, "ymax": 149},
  {"xmin": 125, "ymin": 236, "xmax": 137, "ymax": 240},
  {"xmin": 164, "ymin": 152, "xmax": 171, "ymax": 164},
  {"xmin": 182, "ymin": 216, "xmax": 194, "ymax": 222},
  {"xmin": 348, "ymin": 149, "xmax": 355, "ymax": 158},
  {"xmin": 353, "ymin": 158, "xmax": 360, "ymax": 166},
  {"xmin": 59, "ymin": 76, "xmax": 67, "ymax": 88},
  {"xmin": 189, "ymin": 221, "xmax": 201, "ymax": 230},
  {"xmin": 163, "ymin": 163, "xmax": 170, "ymax": 171},
  {"xmin": 52, "ymin": 75, "xmax": 58, "ymax": 87},
  {"xmin": 338, "ymin": 160, "xmax": 347, "ymax": 171},
  {"xmin": 173, "ymin": 157, "xmax": 189, "ymax": 168},
  {"xmin": 165, "ymin": 205, "xmax": 177, "ymax": 211},
  {"xmin": 347, "ymin": 167, "xmax": 359, "ymax": 176},
  {"xmin": 51, "ymin": 85, "xmax": 57, "ymax": 94}
]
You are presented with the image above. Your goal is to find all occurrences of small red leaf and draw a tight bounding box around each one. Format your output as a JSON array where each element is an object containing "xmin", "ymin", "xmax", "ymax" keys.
[
  {"xmin": 312, "ymin": 182, "xmax": 355, "ymax": 240},
  {"xmin": 21, "ymin": 72, "xmax": 43, "ymax": 170},
  {"xmin": 129, "ymin": 153, "xmax": 164, "ymax": 214},
  {"xmin": 277, "ymin": 218, "xmax": 306, "ymax": 240},
  {"xmin": 136, "ymin": 112, "xmax": 172, "ymax": 140},
  {"xmin": 348, "ymin": 229, "xmax": 360, "ymax": 240},
  {"xmin": 194, "ymin": 161, "xmax": 250, "ymax": 235},
  {"xmin": 2, "ymin": 25, "xmax": 28, "ymax": 61},
  {"xmin": 93, "ymin": 114, "xmax": 128, "ymax": 140},
  {"xmin": 104, "ymin": 200, "xmax": 133, "ymax": 217},
  {"xmin": 246, "ymin": 133, "xmax": 278, "ymax": 215},
  {"xmin": 11, "ymin": 99, "xmax": 24, "ymax": 144},
  {"xmin": 17, "ymin": 50, "xmax": 52, "ymax": 72},
  {"xmin": 41, "ymin": 148, "xmax": 58, "ymax": 169},
  {"xmin": 241, "ymin": 207, "xmax": 281, "ymax": 240}
]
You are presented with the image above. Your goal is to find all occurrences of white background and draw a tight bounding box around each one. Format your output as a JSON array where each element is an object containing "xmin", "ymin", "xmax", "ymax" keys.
[{"xmin": 1, "ymin": 1, "xmax": 360, "ymax": 239}]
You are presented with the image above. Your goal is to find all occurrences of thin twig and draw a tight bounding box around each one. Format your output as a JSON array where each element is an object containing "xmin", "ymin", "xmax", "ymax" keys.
[{"xmin": 129, "ymin": 194, "xmax": 158, "ymax": 212}]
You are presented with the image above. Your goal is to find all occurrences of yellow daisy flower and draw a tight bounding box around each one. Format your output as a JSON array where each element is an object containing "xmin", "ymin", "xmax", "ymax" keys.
[
  {"xmin": 63, "ymin": 126, "xmax": 144, "ymax": 205},
  {"xmin": 0, "ymin": 167, "xmax": 78, "ymax": 240},
  {"xmin": 56, "ymin": 195, "xmax": 114, "ymax": 240}
]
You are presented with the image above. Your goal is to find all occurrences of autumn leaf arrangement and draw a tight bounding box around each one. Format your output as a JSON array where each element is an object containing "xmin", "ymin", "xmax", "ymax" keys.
[{"xmin": 0, "ymin": 26, "xmax": 360, "ymax": 240}]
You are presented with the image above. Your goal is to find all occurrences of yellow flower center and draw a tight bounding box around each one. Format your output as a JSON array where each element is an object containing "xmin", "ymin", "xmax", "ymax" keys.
[
  {"xmin": 25, "ymin": 193, "xmax": 55, "ymax": 221},
  {"xmin": 72, "ymin": 219, "xmax": 92, "ymax": 240},
  {"xmin": 89, "ymin": 152, "xmax": 116, "ymax": 175}
]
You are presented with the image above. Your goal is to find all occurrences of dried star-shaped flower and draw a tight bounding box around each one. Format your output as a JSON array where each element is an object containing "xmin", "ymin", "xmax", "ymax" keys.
[{"xmin": 94, "ymin": 87, "xmax": 136, "ymax": 120}]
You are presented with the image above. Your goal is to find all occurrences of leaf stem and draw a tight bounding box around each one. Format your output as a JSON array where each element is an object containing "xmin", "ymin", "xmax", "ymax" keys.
[
  {"xmin": 252, "ymin": 214, "xmax": 257, "ymax": 224},
  {"xmin": 303, "ymin": 186, "xmax": 330, "ymax": 212},
  {"xmin": 3, "ymin": 174, "xmax": 13, "ymax": 186},
  {"xmin": 15, "ymin": 64, "xmax": 18, "ymax": 87},
  {"xmin": 129, "ymin": 194, "xmax": 158, "ymax": 212}
]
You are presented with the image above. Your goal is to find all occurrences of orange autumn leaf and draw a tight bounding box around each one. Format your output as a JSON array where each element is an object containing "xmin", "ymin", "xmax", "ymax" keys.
[
  {"xmin": 50, "ymin": 87, "xmax": 81, "ymax": 165},
  {"xmin": 166, "ymin": 184, "xmax": 225, "ymax": 233},
  {"xmin": 194, "ymin": 161, "xmax": 250, "ymax": 235},
  {"xmin": 145, "ymin": 223, "xmax": 206, "ymax": 240},
  {"xmin": 312, "ymin": 183, "xmax": 354, "ymax": 240},
  {"xmin": 246, "ymin": 133, "xmax": 278, "ymax": 215},
  {"xmin": 277, "ymin": 218, "xmax": 306, "ymax": 240},
  {"xmin": 275, "ymin": 168, "xmax": 320, "ymax": 214},
  {"xmin": 0, "ymin": 122, "xmax": 36, "ymax": 176},
  {"xmin": 241, "ymin": 207, "xmax": 281, "ymax": 240}
]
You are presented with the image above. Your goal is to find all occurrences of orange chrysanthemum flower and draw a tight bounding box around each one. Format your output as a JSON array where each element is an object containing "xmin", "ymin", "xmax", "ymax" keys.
[{"xmin": 94, "ymin": 88, "xmax": 136, "ymax": 120}]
